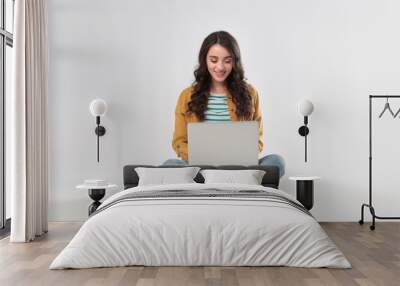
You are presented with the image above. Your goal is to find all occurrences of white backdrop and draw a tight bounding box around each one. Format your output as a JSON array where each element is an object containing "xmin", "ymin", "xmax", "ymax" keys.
[{"xmin": 47, "ymin": 0, "xmax": 400, "ymax": 221}]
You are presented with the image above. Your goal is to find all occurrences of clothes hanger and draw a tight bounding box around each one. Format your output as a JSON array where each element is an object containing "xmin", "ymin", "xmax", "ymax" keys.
[
  {"xmin": 378, "ymin": 97, "xmax": 395, "ymax": 118},
  {"xmin": 393, "ymin": 105, "xmax": 400, "ymax": 118}
]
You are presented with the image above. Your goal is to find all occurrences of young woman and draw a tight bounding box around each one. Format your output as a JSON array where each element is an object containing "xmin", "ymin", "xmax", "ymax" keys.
[{"xmin": 165, "ymin": 31, "xmax": 285, "ymax": 177}]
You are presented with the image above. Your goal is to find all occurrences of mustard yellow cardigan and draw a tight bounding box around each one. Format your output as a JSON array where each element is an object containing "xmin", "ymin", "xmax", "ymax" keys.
[{"xmin": 172, "ymin": 84, "xmax": 264, "ymax": 161}]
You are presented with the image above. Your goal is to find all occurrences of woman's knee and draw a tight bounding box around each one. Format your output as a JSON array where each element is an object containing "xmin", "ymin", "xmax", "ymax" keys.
[{"xmin": 259, "ymin": 154, "xmax": 285, "ymax": 177}]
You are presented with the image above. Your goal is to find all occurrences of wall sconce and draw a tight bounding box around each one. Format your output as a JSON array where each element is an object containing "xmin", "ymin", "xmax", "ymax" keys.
[
  {"xmin": 89, "ymin": 99, "xmax": 107, "ymax": 162},
  {"xmin": 298, "ymin": 99, "xmax": 314, "ymax": 162}
]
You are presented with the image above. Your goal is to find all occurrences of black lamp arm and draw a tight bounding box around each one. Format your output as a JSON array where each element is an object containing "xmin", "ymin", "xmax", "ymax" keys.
[
  {"xmin": 298, "ymin": 116, "xmax": 310, "ymax": 162},
  {"xmin": 94, "ymin": 116, "xmax": 106, "ymax": 162}
]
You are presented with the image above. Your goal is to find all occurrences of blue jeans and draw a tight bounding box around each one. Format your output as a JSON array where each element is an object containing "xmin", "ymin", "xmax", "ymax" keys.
[
  {"xmin": 258, "ymin": 154, "xmax": 285, "ymax": 177},
  {"xmin": 162, "ymin": 154, "xmax": 285, "ymax": 177}
]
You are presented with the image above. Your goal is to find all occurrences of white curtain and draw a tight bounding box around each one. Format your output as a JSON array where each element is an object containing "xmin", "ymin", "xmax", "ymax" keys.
[{"xmin": 9, "ymin": 0, "xmax": 48, "ymax": 242}]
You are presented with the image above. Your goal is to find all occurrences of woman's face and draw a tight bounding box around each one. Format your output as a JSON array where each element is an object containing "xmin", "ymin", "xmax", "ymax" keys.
[{"xmin": 206, "ymin": 44, "xmax": 233, "ymax": 85}]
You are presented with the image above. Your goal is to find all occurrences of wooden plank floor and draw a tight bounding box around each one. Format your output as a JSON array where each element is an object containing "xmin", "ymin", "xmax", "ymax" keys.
[{"xmin": 0, "ymin": 222, "xmax": 399, "ymax": 286}]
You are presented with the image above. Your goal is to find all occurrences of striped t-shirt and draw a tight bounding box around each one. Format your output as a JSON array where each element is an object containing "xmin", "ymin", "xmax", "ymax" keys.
[{"xmin": 204, "ymin": 93, "xmax": 231, "ymax": 122}]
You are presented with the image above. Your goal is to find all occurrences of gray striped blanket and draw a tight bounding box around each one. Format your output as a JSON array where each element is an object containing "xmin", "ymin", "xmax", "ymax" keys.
[{"xmin": 91, "ymin": 189, "xmax": 312, "ymax": 217}]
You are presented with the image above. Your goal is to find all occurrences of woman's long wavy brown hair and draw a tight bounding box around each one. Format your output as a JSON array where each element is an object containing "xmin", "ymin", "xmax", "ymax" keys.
[{"xmin": 188, "ymin": 31, "xmax": 252, "ymax": 121}]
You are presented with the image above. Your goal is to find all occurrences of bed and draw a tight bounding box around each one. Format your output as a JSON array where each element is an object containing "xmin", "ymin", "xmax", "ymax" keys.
[{"xmin": 50, "ymin": 165, "xmax": 350, "ymax": 269}]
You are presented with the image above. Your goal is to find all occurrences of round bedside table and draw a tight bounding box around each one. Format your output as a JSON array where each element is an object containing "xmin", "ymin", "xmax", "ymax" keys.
[
  {"xmin": 76, "ymin": 183, "xmax": 118, "ymax": 215},
  {"xmin": 289, "ymin": 176, "xmax": 320, "ymax": 210}
]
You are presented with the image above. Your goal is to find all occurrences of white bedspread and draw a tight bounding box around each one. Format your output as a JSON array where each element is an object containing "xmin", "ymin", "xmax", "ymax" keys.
[{"xmin": 50, "ymin": 183, "xmax": 351, "ymax": 269}]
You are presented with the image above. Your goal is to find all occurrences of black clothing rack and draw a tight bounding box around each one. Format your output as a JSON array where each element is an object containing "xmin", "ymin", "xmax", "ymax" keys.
[{"xmin": 359, "ymin": 95, "xmax": 400, "ymax": 230}]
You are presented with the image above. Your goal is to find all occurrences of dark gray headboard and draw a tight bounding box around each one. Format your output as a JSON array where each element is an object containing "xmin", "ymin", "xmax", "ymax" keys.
[{"xmin": 123, "ymin": 165, "xmax": 280, "ymax": 189}]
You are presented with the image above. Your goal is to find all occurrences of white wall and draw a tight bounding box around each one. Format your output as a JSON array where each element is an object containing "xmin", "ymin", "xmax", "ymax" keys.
[{"xmin": 48, "ymin": 0, "xmax": 400, "ymax": 221}]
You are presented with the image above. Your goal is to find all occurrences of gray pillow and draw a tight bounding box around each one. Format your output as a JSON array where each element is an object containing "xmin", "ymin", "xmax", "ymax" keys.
[
  {"xmin": 200, "ymin": 169, "xmax": 266, "ymax": 185},
  {"xmin": 135, "ymin": 167, "xmax": 201, "ymax": 186}
]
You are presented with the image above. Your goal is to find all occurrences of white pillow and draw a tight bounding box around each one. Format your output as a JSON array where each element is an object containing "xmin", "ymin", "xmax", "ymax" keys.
[
  {"xmin": 200, "ymin": 169, "xmax": 266, "ymax": 185},
  {"xmin": 135, "ymin": 167, "xmax": 201, "ymax": 186}
]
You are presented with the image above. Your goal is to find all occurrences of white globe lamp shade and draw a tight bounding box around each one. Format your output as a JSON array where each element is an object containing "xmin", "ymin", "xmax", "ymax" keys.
[
  {"xmin": 298, "ymin": 99, "xmax": 314, "ymax": 116},
  {"xmin": 89, "ymin": 99, "xmax": 108, "ymax": 117}
]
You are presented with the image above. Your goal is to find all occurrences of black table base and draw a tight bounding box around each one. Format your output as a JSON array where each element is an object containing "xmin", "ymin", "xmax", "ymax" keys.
[
  {"xmin": 296, "ymin": 180, "xmax": 314, "ymax": 210},
  {"xmin": 88, "ymin": 189, "xmax": 105, "ymax": 215}
]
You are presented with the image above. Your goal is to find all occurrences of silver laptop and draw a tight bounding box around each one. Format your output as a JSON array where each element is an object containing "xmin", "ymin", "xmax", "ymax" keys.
[{"xmin": 188, "ymin": 121, "xmax": 259, "ymax": 165}]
